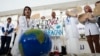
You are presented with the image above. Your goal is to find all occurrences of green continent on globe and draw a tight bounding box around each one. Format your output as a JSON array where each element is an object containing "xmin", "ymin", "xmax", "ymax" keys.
[
  {"xmin": 19, "ymin": 43, "xmax": 24, "ymax": 56},
  {"xmin": 25, "ymin": 29, "xmax": 44, "ymax": 44}
]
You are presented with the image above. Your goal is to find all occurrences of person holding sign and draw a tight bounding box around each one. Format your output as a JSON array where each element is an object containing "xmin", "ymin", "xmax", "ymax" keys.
[
  {"xmin": 64, "ymin": 10, "xmax": 80, "ymax": 56},
  {"xmin": 48, "ymin": 12, "xmax": 58, "ymax": 29},
  {"xmin": 48, "ymin": 12, "xmax": 62, "ymax": 55}
]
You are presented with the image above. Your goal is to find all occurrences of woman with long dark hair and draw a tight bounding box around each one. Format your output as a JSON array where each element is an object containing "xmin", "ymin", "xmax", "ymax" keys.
[{"xmin": 11, "ymin": 6, "xmax": 34, "ymax": 56}]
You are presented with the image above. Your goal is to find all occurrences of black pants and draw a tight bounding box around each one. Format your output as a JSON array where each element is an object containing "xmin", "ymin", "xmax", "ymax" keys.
[
  {"xmin": 12, "ymin": 32, "xmax": 17, "ymax": 45},
  {"xmin": 97, "ymin": 17, "xmax": 100, "ymax": 27},
  {"xmin": 0, "ymin": 36, "xmax": 11, "ymax": 54}
]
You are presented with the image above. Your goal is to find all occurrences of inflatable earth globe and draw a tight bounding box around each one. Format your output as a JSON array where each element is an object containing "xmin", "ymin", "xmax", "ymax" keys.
[{"xmin": 19, "ymin": 29, "xmax": 52, "ymax": 56}]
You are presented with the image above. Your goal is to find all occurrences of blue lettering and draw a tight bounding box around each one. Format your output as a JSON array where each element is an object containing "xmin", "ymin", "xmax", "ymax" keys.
[{"xmin": 45, "ymin": 30, "xmax": 63, "ymax": 36}]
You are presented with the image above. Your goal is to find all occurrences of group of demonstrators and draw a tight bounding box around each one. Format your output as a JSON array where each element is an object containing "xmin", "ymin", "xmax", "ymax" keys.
[{"xmin": 0, "ymin": 1, "xmax": 100, "ymax": 56}]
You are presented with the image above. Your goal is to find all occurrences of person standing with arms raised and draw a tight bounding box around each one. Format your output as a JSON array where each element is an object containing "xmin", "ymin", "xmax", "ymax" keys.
[
  {"xmin": 64, "ymin": 10, "xmax": 80, "ymax": 56},
  {"xmin": 79, "ymin": 5, "xmax": 100, "ymax": 56}
]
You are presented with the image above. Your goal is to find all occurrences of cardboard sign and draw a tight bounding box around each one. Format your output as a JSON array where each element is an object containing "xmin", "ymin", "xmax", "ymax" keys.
[{"xmin": 93, "ymin": 5, "xmax": 100, "ymax": 16}]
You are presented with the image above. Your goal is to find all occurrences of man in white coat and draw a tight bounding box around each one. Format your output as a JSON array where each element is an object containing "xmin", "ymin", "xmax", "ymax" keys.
[
  {"xmin": 0, "ymin": 17, "xmax": 14, "ymax": 55},
  {"xmin": 64, "ymin": 10, "xmax": 80, "ymax": 56}
]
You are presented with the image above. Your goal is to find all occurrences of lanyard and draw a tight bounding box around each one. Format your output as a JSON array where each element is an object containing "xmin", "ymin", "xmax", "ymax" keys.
[
  {"xmin": 26, "ymin": 19, "xmax": 30, "ymax": 27},
  {"xmin": 7, "ymin": 23, "xmax": 9, "ymax": 28},
  {"xmin": 66, "ymin": 17, "xmax": 70, "ymax": 24},
  {"xmin": 6, "ymin": 23, "xmax": 10, "ymax": 32}
]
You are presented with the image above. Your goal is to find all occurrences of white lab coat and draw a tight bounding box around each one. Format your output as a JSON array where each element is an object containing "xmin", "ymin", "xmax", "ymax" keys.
[
  {"xmin": 64, "ymin": 16, "xmax": 80, "ymax": 54},
  {"xmin": 84, "ymin": 18, "xmax": 99, "ymax": 36},
  {"xmin": 1, "ymin": 23, "xmax": 14, "ymax": 37},
  {"xmin": 48, "ymin": 17, "xmax": 58, "ymax": 29},
  {"xmin": 11, "ymin": 16, "xmax": 34, "ymax": 56}
]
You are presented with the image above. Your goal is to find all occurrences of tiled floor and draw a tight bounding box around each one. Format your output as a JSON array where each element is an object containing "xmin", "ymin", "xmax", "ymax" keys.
[
  {"xmin": 63, "ymin": 53, "xmax": 100, "ymax": 56},
  {"xmin": 63, "ymin": 54, "xmax": 91, "ymax": 56},
  {"xmin": 0, "ymin": 54, "xmax": 100, "ymax": 56}
]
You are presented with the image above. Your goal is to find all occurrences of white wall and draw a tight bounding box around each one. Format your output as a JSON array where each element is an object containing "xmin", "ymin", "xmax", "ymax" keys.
[{"xmin": 0, "ymin": 0, "xmax": 80, "ymax": 12}]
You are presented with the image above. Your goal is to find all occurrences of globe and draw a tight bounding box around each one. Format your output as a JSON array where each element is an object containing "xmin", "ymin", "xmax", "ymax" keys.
[{"xmin": 18, "ymin": 29, "xmax": 52, "ymax": 56}]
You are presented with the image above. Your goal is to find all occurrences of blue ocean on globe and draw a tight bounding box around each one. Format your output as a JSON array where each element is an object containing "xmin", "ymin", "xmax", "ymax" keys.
[{"xmin": 18, "ymin": 29, "xmax": 52, "ymax": 56}]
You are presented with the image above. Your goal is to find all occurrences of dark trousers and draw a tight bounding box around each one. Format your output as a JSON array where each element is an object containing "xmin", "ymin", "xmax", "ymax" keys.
[
  {"xmin": 97, "ymin": 17, "xmax": 100, "ymax": 27},
  {"xmin": 86, "ymin": 35, "xmax": 100, "ymax": 53},
  {"xmin": 12, "ymin": 32, "xmax": 17, "ymax": 45},
  {"xmin": 0, "ymin": 36, "xmax": 11, "ymax": 53}
]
